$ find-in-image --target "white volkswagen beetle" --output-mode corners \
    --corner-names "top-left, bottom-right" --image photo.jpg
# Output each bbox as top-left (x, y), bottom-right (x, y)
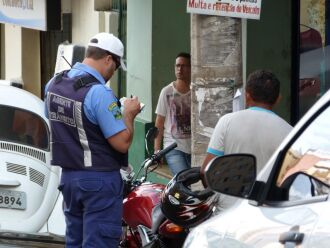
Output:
top-left (0, 84), bottom-right (65, 245)
top-left (184, 89), bottom-right (330, 248)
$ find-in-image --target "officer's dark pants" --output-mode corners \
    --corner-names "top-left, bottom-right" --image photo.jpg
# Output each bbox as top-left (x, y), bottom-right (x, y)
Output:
top-left (59, 169), bottom-right (123, 248)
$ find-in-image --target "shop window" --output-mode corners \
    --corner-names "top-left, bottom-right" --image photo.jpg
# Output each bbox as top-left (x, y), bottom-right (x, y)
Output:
top-left (299, 0), bottom-right (330, 117)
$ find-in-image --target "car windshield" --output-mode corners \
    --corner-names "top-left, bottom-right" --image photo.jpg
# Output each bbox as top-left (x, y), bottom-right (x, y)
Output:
top-left (0, 105), bottom-right (49, 150)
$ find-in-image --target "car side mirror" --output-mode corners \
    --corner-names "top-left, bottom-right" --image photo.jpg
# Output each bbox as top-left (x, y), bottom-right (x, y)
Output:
top-left (204, 154), bottom-right (257, 198)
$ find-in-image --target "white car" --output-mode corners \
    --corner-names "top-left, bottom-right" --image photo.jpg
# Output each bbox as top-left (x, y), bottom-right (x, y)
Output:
top-left (0, 85), bottom-right (65, 245)
top-left (184, 89), bottom-right (330, 247)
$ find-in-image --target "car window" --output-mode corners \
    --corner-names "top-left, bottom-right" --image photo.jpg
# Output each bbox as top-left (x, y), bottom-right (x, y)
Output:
top-left (0, 105), bottom-right (49, 150)
top-left (274, 104), bottom-right (330, 201)
top-left (287, 173), bottom-right (330, 201)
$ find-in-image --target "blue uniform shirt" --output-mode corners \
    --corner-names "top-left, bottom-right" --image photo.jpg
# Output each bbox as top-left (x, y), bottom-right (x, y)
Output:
top-left (45, 62), bottom-right (126, 139)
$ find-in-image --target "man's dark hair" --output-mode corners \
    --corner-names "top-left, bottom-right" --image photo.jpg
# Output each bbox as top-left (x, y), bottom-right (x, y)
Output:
top-left (176, 52), bottom-right (191, 63)
top-left (86, 46), bottom-right (109, 60)
top-left (246, 70), bottom-right (280, 105)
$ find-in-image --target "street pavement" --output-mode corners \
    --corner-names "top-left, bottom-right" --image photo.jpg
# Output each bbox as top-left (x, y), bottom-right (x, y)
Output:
top-left (0, 232), bottom-right (65, 248)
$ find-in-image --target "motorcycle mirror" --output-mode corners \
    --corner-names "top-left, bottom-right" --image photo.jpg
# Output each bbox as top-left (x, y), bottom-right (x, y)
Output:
top-left (145, 127), bottom-right (159, 156)
top-left (146, 127), bottom-right (159, 141)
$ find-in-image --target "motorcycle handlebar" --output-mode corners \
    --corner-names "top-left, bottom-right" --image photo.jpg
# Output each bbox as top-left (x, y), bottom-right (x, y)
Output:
top-left (143, 143), bottom-right (177, 169)
top-left (153, 143), bottom-right (177, 162)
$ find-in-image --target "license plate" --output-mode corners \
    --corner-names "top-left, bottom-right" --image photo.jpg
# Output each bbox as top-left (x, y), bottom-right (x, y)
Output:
top-left (0, 190), bottom-right (26, 210)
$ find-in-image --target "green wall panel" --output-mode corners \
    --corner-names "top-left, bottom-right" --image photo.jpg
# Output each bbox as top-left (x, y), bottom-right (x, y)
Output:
top-left (152, 0), bottom-right (191, 120)
top-left (129, 118), bottom-right (170, 185)
top-left (129, 118), bottom-right (153, 168)
top-left (246, 0), bottom-right (292, 123)
top-left (127, 0), bottom-right (190, 184)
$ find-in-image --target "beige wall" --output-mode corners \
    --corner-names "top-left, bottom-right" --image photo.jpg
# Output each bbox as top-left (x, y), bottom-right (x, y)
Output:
top-left (22, 29), bottom-right (41, 97)
top-left (0, 25), bottom-right (4, 78)
top-left (4, 25), bottom-right (22, 82)
top-left (1, 0), bottom-right (120, 98)
top-left (71, 0), bottom-right (120, 91)
top-left (3, 25), bottom-right (41, 97)
top-left (71, 0), bottom-right (100, 46)
top-left (71, 0), bottom-right (118, 45)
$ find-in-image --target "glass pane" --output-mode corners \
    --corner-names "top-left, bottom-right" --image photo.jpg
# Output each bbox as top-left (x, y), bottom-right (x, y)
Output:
top-left (288, 174), bottom-right (330, 201)
top-left (277, 105), bottom-right (330, 190)
top-left (299, 0), bottom-right (330, 117)
top-left (0, 105), bottom-right (49, 150)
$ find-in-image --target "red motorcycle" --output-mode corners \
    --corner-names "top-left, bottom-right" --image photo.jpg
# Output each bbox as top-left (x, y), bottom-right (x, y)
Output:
top-left (120, 128), bottom-right (218, 248)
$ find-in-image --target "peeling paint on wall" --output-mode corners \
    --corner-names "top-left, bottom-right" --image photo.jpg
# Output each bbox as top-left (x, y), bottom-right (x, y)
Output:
top-left (194, 81), bottom-right (233, 137)
top-left (191, 15), bottom-right (242, 167)
top-left (200, 17), bottom-right (241, 66)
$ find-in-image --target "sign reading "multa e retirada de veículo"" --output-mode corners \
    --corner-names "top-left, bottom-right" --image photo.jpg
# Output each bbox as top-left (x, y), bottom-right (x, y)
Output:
top-left (187, 0), bottom-right (262, 20)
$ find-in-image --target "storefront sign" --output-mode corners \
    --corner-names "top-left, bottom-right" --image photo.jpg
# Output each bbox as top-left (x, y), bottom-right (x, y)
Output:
top-left (0, 0), bottom-right (48, 30)
top-left (187, 0), bottom-right (262, 20)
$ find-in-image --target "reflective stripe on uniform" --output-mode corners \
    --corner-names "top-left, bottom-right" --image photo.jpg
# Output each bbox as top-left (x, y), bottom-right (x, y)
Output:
top-left (74, 101), bottom-right (92, 167)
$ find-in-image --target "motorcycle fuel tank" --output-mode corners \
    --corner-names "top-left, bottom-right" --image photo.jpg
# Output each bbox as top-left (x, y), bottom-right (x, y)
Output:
top-left (123, 182), bottom-right (165, 229)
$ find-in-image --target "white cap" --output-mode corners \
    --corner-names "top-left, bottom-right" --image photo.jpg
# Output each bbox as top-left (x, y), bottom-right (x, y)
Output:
top-left (88, 32), bottom-right (127, 71)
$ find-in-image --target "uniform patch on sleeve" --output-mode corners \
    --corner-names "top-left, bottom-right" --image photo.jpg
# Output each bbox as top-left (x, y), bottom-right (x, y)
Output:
top-left (108, 102), bottom-right (122, 120)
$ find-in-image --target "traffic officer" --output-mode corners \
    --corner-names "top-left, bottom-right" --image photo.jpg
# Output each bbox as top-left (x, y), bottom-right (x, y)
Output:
top-left (45, 33), bottom-right (141, 248)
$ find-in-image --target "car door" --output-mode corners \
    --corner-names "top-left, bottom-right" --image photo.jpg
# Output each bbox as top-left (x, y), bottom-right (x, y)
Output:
top-left (184, 93), bottom-right (330, 248)
top-left (250, 99), bottom-right (330, 247)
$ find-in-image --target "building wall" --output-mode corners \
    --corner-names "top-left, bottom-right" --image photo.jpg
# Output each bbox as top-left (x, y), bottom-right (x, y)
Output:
top-left (191, 15), bottom-right (242, 167)
top-left (0, 25), bottom-right (4, 78)
top-left (127, 0), bottom-right (153, 121)
top-left (71, 0), bottom-right (121, 94)
top-left (190, 0), bottom-right (292, 168)
top-left (246, 0), bottom-right (292, 123)
top-left (152, 0), bottom-right (191, 121)
top-left (22, 29), bottom-right (41, 96)
top-left (3, 25), bottom-right (41, 97)
top-left (0, 0), bottom-right (294, 183)
top-left (1, 0), bottom-right (121, 98)
top-left (71, 0), bottom-right (101, 46)
top-left (4, 25), bottom-right (22, 85)
top-left (127, 0), bottom-right (190, 181)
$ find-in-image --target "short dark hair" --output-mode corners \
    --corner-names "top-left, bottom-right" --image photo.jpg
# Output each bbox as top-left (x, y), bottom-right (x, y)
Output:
top-left (85, 46), bottom-right (109, 60)
top-left (246, 70), bottom-right (280, 105)
top-left (176, 52), bottom-right (191, 63)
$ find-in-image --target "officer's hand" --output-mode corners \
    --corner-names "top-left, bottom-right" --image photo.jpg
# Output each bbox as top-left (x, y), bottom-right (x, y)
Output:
top-left (124, 96), bottom-right (141, 118)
